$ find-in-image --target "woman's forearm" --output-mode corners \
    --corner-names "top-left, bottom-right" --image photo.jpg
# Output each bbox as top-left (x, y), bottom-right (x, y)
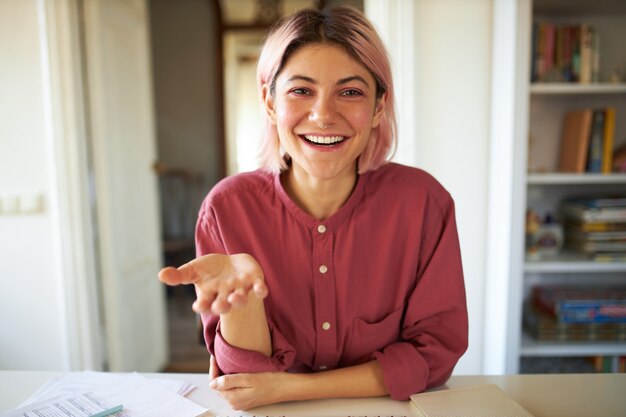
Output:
top-left (219, 291), bottom-right (272, 356)
top-left (283, 360), bottom-right (388, 402)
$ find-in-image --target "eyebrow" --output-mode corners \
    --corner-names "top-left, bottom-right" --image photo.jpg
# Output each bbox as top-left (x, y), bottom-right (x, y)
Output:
top-left (286, 75), bottom-right (370, 87)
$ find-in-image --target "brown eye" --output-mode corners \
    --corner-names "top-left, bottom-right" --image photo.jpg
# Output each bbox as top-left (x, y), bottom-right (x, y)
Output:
top-left (341, 89), bottom-right (363, 97)
top-left (291, 88), bottom-right (311, 95)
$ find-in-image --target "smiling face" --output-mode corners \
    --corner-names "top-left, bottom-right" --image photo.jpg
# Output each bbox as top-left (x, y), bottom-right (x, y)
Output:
top-left (263, 43), bottom-right (386, 183)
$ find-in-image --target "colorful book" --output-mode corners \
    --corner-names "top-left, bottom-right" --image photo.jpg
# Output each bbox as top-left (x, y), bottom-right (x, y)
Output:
top-left (524, 304), bottom-right (626, 341)
top-left (533, 286), bottom-right (626, 323)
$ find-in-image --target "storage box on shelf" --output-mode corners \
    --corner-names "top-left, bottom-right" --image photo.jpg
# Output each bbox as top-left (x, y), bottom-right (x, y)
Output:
top-left (518, 0), bottom-right (626, 374)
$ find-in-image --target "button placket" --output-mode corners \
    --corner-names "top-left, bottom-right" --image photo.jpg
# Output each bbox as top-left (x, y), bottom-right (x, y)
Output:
top-left (311, 222), bottom-right (337, 370)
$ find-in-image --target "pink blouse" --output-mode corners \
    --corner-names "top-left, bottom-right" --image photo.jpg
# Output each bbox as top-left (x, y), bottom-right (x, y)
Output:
top-left (196, 163), bottom-right (468, 400)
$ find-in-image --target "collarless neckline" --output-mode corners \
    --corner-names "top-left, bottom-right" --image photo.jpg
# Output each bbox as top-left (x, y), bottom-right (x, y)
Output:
top-left (273, 169), bottom-right (368, 229)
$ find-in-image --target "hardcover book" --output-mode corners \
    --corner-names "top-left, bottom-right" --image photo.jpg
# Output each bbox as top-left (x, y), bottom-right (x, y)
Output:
top-left (558, 109), bottom-right (593, 172)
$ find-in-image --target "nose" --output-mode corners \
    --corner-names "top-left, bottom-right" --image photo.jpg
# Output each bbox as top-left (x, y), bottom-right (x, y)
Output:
top-left (309, 94), bottom-right (336, 128)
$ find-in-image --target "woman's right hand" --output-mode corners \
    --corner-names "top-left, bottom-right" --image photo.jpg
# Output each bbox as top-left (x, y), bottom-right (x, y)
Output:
top-left (158, 253), bottom-right (268, 315)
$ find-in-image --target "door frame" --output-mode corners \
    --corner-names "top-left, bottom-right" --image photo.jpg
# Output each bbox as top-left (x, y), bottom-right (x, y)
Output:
top-left (41, 0), bottom-right (105, 371)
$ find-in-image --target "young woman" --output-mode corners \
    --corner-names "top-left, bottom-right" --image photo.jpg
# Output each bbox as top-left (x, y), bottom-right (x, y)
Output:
top-left (159, 6), bottom-right (468, 411)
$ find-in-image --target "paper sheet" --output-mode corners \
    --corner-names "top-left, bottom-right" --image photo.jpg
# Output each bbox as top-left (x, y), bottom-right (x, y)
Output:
top-left (0, 391), bottom-right (123, 417)
top-left (4, 372), bottom-right (208, 417)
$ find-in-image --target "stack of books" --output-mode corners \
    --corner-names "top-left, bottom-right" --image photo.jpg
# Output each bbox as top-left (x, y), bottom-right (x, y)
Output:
top-left (561, 197), bottom-right (626, 261)
top-left (531, 22), bottom-right (598, 83)
top-left (524, 286), bottom-right (626, 341)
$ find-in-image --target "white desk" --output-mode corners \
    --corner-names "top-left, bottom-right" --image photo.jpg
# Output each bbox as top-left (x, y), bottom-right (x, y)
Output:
top-left (1, 371), bottom-right (625, 417)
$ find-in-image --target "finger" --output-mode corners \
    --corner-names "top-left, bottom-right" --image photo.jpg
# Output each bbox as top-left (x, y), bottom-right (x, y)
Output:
top-left (211, 294), bottom-right (232, 315)
top-left (209, 355), bottom-right (219, 380)
top-left (226, 288), bottom-right (249, 307)
top-left (158, 263), bottom-right (204, 286)
top-left (253, 280), bottom-right (268, 299)
top-left (158, 266), bottom-right (187, 286)
top-left (162, 254), bottom-right (227, 286)
top-left (210, 374), bottom-right (249, 391)
top-left (192, 293), bottom-right (216, 313)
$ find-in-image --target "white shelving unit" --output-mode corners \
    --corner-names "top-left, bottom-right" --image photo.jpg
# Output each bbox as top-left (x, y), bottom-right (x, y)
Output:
top-left (511, 0), bottom-right (626, 374)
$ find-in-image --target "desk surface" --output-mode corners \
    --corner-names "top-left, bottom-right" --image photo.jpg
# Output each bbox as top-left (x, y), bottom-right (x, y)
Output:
top-left (1, 371), bottom-right (625, 417)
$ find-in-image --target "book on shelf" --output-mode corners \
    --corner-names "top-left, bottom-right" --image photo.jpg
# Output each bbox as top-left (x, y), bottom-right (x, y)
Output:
top-left (531, 21), bottom-right (598, 83)
top-left (559, 109), bottom-right (593, 172)
top-left (560, 198), bottom-right (626, 223)
top-left (561, 198), bottom-right (626, 258)
top-left (524, 303), bottom-right (626, 341)
top-left (565, 228), bottom-right (626, 241)
top-left (586, 110), bottom-right (605, 172)
top-left (567, 238), bottom-right (626, 254)
top-left (566, 220), bottom-right (626, 233)
top-left (532, 286), bottom-right (626, 324)
top-left (592, 356), bottom-right (624, 373)
top-left (602, 108), bottom-right (616, 173)
top-left (593, 252), bottom-right (626, 262)
top-left (558, 108), bottom-right (617, 174)
top-left (579, 23), bottom-right (599, 84)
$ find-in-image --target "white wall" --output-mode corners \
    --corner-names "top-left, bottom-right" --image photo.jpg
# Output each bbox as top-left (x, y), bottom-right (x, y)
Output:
top-left (0, 0), bottom-right (68, 370)
top-left (368, 0), bottom-right (493, 375)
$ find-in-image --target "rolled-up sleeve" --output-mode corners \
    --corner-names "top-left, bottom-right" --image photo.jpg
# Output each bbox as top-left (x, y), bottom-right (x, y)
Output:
top-left (210, 320), bottom-right (296, 374)
top-left (196, 204), bottom-right (297, 374)
top-left (372, 196), bottom-right (468, 400)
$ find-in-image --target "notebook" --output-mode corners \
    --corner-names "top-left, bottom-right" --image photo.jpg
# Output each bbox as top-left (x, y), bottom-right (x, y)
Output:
top-left (410, 384), bottom-right (534, 417)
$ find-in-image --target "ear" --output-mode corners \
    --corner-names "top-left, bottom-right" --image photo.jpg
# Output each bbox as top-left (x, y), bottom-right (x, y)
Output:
top-left (262, 84), bottom-right (277, 125)
top-left (371, 92), bottom-right (387, 128)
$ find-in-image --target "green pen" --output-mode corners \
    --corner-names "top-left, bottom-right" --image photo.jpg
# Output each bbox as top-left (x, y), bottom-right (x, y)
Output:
top-left (89, 404), bottom-right (124, 417)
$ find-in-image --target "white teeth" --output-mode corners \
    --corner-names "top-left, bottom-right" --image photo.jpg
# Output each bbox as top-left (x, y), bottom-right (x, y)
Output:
top-left (304, 135), bottom-right (345, 144)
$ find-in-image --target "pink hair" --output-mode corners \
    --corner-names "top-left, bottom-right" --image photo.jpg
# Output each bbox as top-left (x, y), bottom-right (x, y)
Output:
top-left (256, 6), bottom-right (397, 174)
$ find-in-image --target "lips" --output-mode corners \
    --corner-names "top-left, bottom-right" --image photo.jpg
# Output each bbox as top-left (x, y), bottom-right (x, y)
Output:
top-left (301, 134), bottom-right (347, 146)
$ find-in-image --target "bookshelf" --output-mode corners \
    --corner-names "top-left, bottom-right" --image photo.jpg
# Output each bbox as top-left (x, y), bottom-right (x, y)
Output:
top-left (513, 0), bottom-right (626, 374)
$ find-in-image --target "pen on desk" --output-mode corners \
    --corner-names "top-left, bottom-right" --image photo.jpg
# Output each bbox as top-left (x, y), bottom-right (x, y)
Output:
top-left (88, 404), bottom-right (124, 417)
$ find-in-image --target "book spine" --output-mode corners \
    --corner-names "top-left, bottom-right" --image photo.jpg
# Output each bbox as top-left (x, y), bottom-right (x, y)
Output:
top-left (562, 26), bottom-right (572, 81)
top-left (579, 24), bottom-right (593, 84)
top-left (558, 301), bottom-right (626, 323)
top-left (545, 24), bottom-right (555, 77)
top-left (571, 26), bottom-right (581, 82)
top-left (602, 108), bottom-right (616, 173)
top-left (587, 110), bottom-right (605, 173)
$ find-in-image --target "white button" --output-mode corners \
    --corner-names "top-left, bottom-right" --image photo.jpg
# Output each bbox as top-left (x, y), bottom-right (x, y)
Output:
top-left (322, 321), bottom-right (331, 330)
top-left (317, 224), bottom-right (327, 233)
top-left (319, 365), bottom-right (327, 371)
top-left (319, 265), bottom-right (328, 274)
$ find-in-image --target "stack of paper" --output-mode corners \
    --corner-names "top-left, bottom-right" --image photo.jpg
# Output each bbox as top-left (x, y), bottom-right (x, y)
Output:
top-left (1, 371), bottom-right (209, 417)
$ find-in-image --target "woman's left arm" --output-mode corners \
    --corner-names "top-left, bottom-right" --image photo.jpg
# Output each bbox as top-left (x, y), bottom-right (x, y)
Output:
top-left (210, 360), bottom-right (388, 410)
